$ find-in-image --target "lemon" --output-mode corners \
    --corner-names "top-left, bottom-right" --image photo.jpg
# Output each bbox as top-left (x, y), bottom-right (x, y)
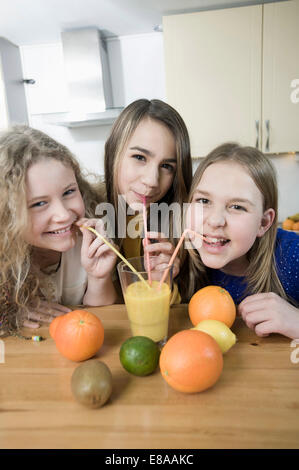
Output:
top-left (192, 319), bottom-right (236, 354)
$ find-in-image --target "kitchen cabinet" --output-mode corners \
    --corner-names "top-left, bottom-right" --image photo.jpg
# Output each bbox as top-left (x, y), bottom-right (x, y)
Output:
top-left (262, 1), bottom-right (299, 153)
top-left (0, 38), bottom-right (28, 129)
top-left (0, 57), bottom-right (9, 130)
top-left (21, 43), bottom-right (69, 115)
top-left (163, 0), bottom-right (299, 157)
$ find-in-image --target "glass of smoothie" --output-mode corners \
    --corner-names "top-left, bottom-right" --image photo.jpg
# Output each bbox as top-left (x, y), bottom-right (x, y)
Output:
top-left (117, 256), bottom-right (173, 347)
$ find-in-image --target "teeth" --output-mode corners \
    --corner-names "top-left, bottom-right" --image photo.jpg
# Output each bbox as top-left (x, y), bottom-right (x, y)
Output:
top-left (205, 236), bottom-right (228, 243)
top-left (50, 225), bottom-right (71, 234)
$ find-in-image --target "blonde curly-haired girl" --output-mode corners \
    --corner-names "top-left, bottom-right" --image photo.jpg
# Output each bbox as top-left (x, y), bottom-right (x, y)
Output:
top-left (0, 125), bottom-right (116, 335)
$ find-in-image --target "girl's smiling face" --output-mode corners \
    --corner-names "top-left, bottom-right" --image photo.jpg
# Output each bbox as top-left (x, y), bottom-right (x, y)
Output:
top-left (117, 117), bottom-right (177, 209)
top-left (191, 161), bottom-right (275, 275)
top-left (24, 159), bottom-right (85, 252)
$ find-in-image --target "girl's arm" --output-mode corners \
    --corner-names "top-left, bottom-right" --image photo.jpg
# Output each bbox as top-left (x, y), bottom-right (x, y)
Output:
top-left (238, 292), bottom-right (299, 339)
top-left (23, 301), bottom-right (72, 329)
top-left (83, 273), bottom-right (117, 307)
top-left (76, 218), bottom-right (117, 306)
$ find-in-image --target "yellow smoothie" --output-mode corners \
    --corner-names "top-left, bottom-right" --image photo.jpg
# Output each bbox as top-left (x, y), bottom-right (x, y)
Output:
top-left (124, 280), bottom-right (171, 343)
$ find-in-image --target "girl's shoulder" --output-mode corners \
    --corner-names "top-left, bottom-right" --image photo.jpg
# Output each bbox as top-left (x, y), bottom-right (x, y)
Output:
top-left (275, 227), bottom-right (299, 261)
top-left (275, 228), bottom-right (299, 302)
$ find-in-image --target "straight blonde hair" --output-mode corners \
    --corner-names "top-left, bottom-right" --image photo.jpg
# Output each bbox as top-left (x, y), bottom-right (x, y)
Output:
top-left (180, 142), bottom-right (287, 302)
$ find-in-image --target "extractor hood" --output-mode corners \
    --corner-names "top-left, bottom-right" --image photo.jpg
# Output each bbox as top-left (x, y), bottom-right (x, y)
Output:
top-left (45, 28), bottom-right (123, 127)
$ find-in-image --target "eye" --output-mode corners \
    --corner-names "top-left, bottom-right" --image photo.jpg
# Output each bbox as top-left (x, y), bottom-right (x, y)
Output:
top-left (231, 204), bottom-right (247, 211)
top-left (132, 154), bottom-right (146, 162)
top-left (63, 188), bottom-right (76, 197)
top-left (161, 163), bottom-right (175, 172)
top-left (194, 197), bottom-right (209, 204)
top-left (29, 200), bottom-right (47, 209)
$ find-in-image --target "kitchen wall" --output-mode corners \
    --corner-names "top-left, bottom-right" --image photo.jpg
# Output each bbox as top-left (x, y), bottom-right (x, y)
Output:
top-left (20, 32), bottom-right (299, 221)
top-left (21, 32), bottom-right (165, 177)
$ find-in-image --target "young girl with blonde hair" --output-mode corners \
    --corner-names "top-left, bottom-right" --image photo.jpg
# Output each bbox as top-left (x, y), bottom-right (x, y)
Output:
top-left (0, 125), bottom-right (116, 335)
top-left (183, 142), bottom-right (299, 339)
top-left (103, 98), bottom-right (192, 302)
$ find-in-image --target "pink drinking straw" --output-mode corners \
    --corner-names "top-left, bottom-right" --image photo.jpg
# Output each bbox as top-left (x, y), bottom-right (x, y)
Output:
top-left (142, 195), bottom-right (152, 285)
top-left (158, 229), bottom-right (205, 289)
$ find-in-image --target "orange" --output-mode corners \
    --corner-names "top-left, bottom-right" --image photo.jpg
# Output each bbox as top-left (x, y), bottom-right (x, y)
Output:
top-left (188, 285), bottom-right (236, 328)
top-left (159, 329), bottom-right (223, 393)
top-left (49, 315), bottom-right (63, 339)
top-left (282, 218), bottom-right (294, 230)
top-left (53, 310), bottom-right (104, 362)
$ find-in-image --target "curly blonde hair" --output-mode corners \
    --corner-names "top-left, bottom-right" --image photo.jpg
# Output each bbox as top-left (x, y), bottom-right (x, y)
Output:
top-left (0, 125), bottom-right (103, 335)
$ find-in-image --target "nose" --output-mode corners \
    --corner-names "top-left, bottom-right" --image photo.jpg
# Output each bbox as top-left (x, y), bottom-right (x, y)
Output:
top-left (206, 206), bottom-right (226, 228)
top-left (50, 198), bottom-right (71, 223)
top-left (141, 164), bottom-right (159, 189)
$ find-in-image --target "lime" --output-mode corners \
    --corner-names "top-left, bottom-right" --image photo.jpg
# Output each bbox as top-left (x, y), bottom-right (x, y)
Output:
top-left (192, 319), bottom-right (236, 354)
top-left (119, 336), bottom-right (160, 376)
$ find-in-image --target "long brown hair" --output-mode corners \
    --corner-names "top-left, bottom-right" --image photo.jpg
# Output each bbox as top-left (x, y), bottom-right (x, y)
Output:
top-left (0, 125), bottom-right (103, 334)
top-left (181, 142), bottom-right (287, 302)
top-left (104, 99), bottom-right (192, 246)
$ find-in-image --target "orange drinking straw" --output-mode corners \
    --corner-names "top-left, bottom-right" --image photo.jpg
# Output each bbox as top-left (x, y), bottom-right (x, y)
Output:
top-left (82, 226), bottom-right (151, 290)
top-left (141, 195), bottom-right (152, 285)
top-left (158, 229), bottom-right (205, 288)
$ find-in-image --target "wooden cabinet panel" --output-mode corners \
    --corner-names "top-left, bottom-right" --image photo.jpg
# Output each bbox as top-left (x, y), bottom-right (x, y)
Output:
top-left (262, 0), bottom-right (299, 153)
top-left (163, 6), bottom-right (262, 157)
top-left (163, 1), bottom-right (299, 157)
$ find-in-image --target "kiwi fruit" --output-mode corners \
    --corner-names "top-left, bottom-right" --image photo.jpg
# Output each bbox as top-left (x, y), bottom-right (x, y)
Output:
top-left (71, 359), bottom-right (113, 408)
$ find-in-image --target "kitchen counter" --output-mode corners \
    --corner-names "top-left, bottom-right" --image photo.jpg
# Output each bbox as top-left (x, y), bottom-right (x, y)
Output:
top-left (1, 304), bottom-right (299, 449)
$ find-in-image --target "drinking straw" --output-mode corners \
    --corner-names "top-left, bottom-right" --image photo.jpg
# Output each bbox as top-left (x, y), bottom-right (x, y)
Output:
top-left (82, 226), bottom-right (151, 290)
top-left (141, 195), bottom-right (152, 285)
top-left (158, 229), bottom-right (205, 288)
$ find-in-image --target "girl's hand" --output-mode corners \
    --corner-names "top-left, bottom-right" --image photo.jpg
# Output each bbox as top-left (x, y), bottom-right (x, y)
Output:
top-left (76, 217), bottom-right (117, 280)
top-left (238, 292), bottom-right (299, 339)
top-left (23, 301), bottom-right (71, 329)
top-left (143, 231), bottom-right (180, 278)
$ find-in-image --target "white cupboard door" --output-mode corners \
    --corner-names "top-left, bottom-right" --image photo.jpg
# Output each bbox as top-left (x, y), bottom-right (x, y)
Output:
top-left (21, 44), bottom-right (69, 115)
top-left (0, 56), bottom-right (9, 130)
top-left (263, 0), bottom-right (299, 153)
top-left (163, 6), bottom-right (262, 157)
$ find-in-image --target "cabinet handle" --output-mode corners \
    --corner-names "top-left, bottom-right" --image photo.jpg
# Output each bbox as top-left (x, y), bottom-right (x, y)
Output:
top-left (265, 120), bottom-right (270, 152)
top-left (22, 79), bottom-right (36, 85)
top-left (255, 120), bottom-right (260, 149)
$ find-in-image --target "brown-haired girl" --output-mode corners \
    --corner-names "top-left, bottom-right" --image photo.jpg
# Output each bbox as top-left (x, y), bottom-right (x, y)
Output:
top-left (183, 143), bottom-right (299, 339)
top-left (0, 125), bottom-right (116, 335)
top-left (104, 98), bottom-right (193, 302)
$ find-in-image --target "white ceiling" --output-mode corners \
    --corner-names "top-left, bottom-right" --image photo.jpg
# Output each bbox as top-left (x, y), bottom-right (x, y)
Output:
top-left (0, 0), bottom-right (269, 46)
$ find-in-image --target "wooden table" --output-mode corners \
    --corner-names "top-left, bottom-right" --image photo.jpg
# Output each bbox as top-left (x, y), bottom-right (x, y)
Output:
top-left (0, 304), bottom-right (299, 449)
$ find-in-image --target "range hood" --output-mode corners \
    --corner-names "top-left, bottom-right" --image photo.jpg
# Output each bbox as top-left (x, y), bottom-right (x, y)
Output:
top-left (45, 28), bottom-right (123, 127)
